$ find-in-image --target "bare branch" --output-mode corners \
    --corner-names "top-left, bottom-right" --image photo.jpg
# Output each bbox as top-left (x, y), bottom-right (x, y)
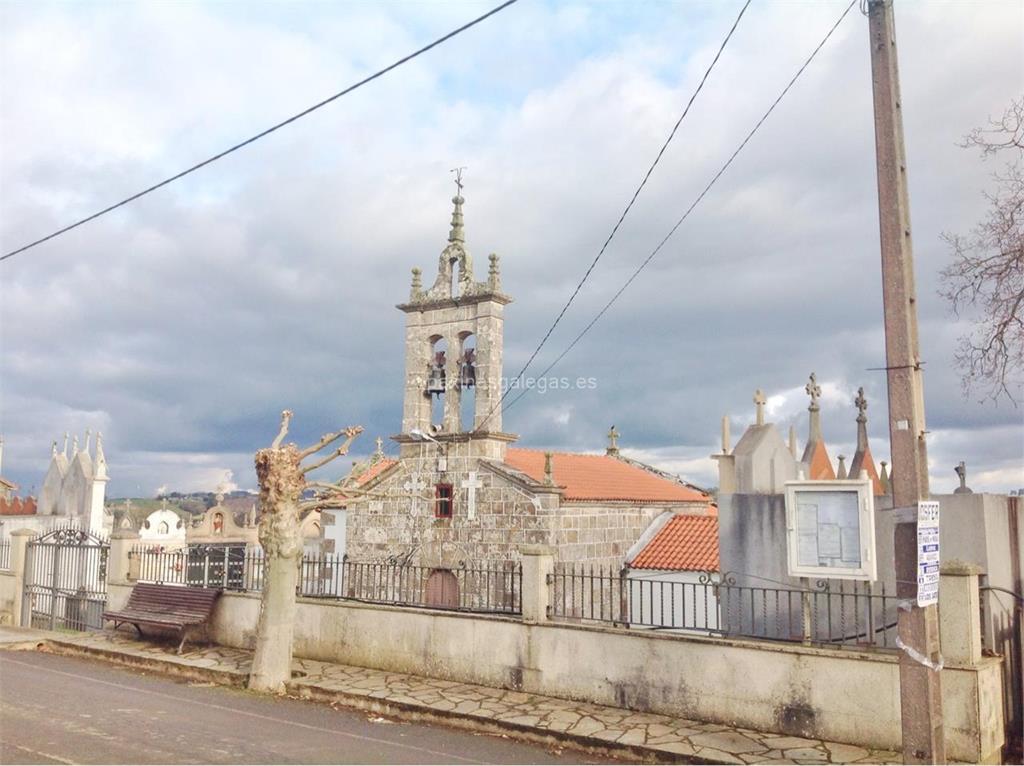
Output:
top-left (298, 425), bottom-right (364, 460)
top-left (941, 97), bottom-right (1024, 404)
top-left (271, 409), bottom-right (293, 448)
top-left (299, 428), bottom-right (364, 475)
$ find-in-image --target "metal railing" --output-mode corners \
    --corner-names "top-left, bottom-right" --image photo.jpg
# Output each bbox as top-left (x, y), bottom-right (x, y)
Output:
top-left (131, 546), bottom-right (521, 615)
top-left (550, 564), bottom-right (899, 650)
top-left (0, 540), bottom-right (10, 570)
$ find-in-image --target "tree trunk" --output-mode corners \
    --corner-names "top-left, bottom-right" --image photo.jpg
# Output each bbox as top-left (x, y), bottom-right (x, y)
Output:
top-left (248, 443), bottom-right (304, 693)
top-left (249, 549), bottom-right (300, 692)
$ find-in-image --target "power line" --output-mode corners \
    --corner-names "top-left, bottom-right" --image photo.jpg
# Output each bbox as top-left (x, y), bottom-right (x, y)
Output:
top-left (475, 0), bottom-right (753, 432)
top-left (500, 0), bottom-right (858, 419)
top-left (0, 0), bottom-right (520, 264)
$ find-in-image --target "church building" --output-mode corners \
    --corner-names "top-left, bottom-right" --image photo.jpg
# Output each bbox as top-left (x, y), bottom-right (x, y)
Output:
top-left (325, 183), bottom-right (712, 571)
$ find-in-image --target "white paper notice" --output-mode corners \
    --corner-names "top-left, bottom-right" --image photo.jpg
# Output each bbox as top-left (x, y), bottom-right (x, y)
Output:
top-left (917, 501), bottom-right (940, 607)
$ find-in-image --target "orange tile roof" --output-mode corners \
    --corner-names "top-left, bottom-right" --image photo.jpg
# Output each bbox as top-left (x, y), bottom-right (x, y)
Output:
top-left (628, 513), bottom-right (719, 572)
top-left (356, 458), bottom-right (397, 485)
top-left (805, 441), bottom-right (836, 480)
top-left (505, 448), bottom-right (708, 503)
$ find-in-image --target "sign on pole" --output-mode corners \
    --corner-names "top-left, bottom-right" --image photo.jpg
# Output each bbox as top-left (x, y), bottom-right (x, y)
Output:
top-left (916, 500), bottom-right (940, 607)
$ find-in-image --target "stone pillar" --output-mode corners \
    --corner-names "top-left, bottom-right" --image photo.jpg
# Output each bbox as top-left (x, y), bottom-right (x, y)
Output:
top-left (713, 454), bottom-right (736, 495)
top-left (9, 529), bottom-right (36, 627)
top-left (520, 544), bottom-right (554, 623)
top-left (109, 529), bottom-right (140, 586)
top-left (938, 560), bottom-right (983, 666)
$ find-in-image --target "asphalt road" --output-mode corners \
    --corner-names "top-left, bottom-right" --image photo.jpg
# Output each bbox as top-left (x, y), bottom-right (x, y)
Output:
top-left (0, 651), bottom-right (611, 765)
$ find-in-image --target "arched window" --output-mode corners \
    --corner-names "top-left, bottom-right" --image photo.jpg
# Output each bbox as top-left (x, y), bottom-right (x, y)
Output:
top-left (157, 521), bottom-right (169, 535)
top-left (213, 513), bottom-right (224, 534)
top-left (458, 332), bottom-right (476, 432)
top-left (427, 336), bottom-right (448, 429)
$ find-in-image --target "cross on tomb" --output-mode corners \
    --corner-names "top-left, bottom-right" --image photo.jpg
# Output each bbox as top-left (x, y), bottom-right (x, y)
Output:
top-left (753, 389), bottom-right (766, 426)
top-left (403, 474), bottom-right (426, 513)
top-left (855, 387), bottom-right (868, 422)
top-left (461, 472), bottom-right (483, 520)
top-left (805, 372), bottom-right (822, 410)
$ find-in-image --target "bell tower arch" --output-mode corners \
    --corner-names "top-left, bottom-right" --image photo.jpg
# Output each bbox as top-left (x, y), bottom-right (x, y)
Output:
top-left (396, 175), bottom-right (515, 459)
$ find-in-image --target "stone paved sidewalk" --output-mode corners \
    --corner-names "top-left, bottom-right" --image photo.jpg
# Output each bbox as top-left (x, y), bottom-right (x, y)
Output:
top-left (11, 628), bottom-right (901, 765)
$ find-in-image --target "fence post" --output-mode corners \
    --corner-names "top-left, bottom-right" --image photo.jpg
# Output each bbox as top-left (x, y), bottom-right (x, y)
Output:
top-left (938, 560), bottom-right (983, 666)
top-left (109, 529), bottom-right (139, 585)
top-left (520, 545), bottom-right (554, 623)
top-left (9, 528), bottom-right (35, 627)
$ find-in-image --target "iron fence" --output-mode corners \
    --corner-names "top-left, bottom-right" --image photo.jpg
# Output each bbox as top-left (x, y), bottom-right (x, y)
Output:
top-left (131, 546), bottom-right (521, 615)
top-left (0, 540), bottom-right (10, 570)
top-left (549, 564), bottom-right (899, 650)
top-left (331, 558), bottom-right (521, 614)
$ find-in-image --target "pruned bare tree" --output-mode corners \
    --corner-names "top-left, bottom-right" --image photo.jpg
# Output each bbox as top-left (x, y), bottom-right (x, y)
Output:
top-left (248, 410), bottom-right (365, 693)
top-left (941, 97), bottom-right (1024, 403)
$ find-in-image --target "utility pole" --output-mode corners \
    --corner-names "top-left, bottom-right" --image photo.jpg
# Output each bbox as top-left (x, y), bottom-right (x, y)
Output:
top-left (866, 1), bottom-right (944, 763)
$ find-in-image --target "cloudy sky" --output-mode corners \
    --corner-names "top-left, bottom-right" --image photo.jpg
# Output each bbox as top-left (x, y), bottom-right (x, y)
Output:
top-left (1, 0), bottom-right (1021, 498)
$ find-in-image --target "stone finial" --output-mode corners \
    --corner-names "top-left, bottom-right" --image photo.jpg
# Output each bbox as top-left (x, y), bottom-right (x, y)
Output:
top-left (72, 435), bottom-right (79, 456)
top-left (788, 425), bottom-right (797, 458)
top-left (753, 389), bottom-right (767, 426)
top-left (606, 425), bottom-right (620, 457)
top-left (84, 429), bottom-right (92, 456)
top-left (374, 436), bottom-right (384, 457)
top-left (879, 461), bottom-right (890, 494)
top-left (448, 167), bottom-right (466, 244)
top-left (837, 455), bottom-right (848, 479)
top-left (94, 432), bottom-right (109, 481)
top-left (62, 432), bottom-right (69, 457)
top-left (488, 253), bottom-right (501, 291)
top-left (721, 416), bottom-right (731, 454)
top-left (410, 267), bottom-right (422, 299)
top-left (543, 451), bottom-right (555, 486)
top-left (805, 373), bottom-right (822, 412)
top-left (954, 461), bottom-right (973, 494)
top-left (51, 440), bottom-right (58, 458)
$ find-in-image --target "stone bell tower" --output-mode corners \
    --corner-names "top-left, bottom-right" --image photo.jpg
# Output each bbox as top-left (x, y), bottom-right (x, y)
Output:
top-left (395, 173), bottom-right (515, 460)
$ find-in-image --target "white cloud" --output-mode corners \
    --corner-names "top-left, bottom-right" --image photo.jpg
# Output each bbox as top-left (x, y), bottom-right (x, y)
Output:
top-left (1, 1), bottom-right (1021, 497)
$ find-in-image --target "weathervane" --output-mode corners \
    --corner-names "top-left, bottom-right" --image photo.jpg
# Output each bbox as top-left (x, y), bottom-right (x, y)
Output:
top-left (451, 166), bottom-right (467, 194)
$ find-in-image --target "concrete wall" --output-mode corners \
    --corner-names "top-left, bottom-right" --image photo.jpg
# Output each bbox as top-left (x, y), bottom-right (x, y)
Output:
top-left (189, 588), bottom-right (1000, 761)
top-left (0, 571), bottom-right (16, 624)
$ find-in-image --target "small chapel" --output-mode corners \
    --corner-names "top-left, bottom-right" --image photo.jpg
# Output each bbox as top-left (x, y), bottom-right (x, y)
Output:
top-left (324, 181), bottom-right (713, 570)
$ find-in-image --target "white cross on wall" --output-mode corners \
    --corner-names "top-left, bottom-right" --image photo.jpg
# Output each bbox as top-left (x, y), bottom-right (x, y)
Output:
top-left (403, 474), bottom-right (426, 514)
top-left (461, 472), bottom-right (483, 520)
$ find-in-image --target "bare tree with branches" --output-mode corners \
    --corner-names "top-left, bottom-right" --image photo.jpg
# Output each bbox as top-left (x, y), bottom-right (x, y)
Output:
top-left (941, 97), bottom-right (1024, 403)
top-left (248, 410), bottom-right (367, 693)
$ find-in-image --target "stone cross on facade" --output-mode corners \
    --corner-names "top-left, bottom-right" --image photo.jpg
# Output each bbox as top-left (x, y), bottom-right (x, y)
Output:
top-left (403, 474), bottom-right (426, 513)
top-left (461, 472), bottom-right (483, 520)
top-left (805, 372), bottom-right (822, 411)
top-left (855, 386), bottom-right (868, 423)
top-left (753, 389), bottom-right (766, 426)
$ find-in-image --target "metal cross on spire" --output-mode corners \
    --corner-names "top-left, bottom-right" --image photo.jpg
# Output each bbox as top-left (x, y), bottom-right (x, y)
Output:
top-left (451, 166), bottom-right (467, 193)
top-left (805, 372), bottom-right (822, 410)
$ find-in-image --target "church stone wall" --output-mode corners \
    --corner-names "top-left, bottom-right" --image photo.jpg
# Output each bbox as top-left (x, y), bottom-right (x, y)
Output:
top-left (552, 502), bottom-right (708, 567)
top-left (344, 451), bottom-right (556, 567)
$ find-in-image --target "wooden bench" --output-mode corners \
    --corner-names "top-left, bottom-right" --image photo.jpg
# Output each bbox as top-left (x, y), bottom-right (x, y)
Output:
top-left (103, 583), bottom-right (222, 653)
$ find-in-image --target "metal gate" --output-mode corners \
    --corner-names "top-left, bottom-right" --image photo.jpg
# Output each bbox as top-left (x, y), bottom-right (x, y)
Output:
top-left (22, 526), bottom-right (109, 631)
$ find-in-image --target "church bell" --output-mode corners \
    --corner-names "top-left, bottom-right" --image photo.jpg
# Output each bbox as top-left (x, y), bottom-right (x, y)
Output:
top-left (459, 348), bottom-right (476, 389)
top-left (426, 351), bottom-right (446, 397)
